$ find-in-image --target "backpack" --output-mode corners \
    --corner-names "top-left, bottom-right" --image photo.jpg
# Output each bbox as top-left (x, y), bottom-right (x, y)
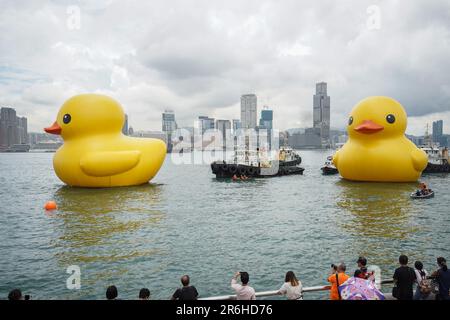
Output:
top-left (418, 270), bottom-right (431, 295)
top-left (419, 278), bottom-right (432, 295)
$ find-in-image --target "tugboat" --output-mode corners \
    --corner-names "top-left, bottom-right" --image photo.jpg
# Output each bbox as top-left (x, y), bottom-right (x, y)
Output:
top-left (211, 147), bottom-right (304, 178)
top-left (419, 125), bottom-right (449, 173)
top-left (321, 156), bottom-right (339, 175)
top-left (422, 146), bottom-right (449, 173)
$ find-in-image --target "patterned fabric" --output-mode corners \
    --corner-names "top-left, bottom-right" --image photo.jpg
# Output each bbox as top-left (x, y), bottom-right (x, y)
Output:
top-left (339, 277), bottom-right (385, 300)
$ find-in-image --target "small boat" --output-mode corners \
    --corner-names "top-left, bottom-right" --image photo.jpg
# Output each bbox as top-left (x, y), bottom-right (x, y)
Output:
top-left (410, 190), bottom-right (435, 199)
top-left (321, 156), bottom-right (339, 175)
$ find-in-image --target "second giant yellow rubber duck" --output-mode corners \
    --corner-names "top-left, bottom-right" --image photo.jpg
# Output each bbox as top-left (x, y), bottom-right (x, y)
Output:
top-left (333, 96), bottom-right (428, 182)
top-left (44, 94), bottom-right (166, 187)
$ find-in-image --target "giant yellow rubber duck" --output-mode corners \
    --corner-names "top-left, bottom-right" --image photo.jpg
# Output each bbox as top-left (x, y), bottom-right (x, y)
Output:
top-left (44, 94), bottom-right (166, 187)
top-left (333, 96), bottom-right (428, 182)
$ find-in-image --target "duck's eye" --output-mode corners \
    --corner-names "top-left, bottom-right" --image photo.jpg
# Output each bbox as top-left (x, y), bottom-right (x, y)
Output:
top-left (348, 116), bottom-right (353, 126)
top-left (386, 114), bottom-right (395, 124)
top-left (63, 114), bottom-right (71, 124)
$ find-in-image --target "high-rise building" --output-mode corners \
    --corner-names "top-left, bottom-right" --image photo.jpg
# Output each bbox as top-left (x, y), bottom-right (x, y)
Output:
top-left (0, 107), bottom-right (27, 149)
top-left (432, 120), bottom-right (443, 144)
top-left (162, 110), bottom-right (177, 153)
top-left (232, 119), bottom-right (241, 133)
top-left (258, 107), bottom-right (274, 150)
top-left (215, 119), bottom-right (231, 133)
top-left (259, 107), bottom-right (273, 130)
top-left (313, 82), bottom-right (330, 145)
top-left (17, 117), bottom-right (28, 144)
top-left (216, 119), bottom-right (231, 149)
top-left (162, 110), bottom-right (177, 133)
top-left (198, 116), bottom-right (215, 134)
top-left (240, 94), bottom-right (257, 129)
top-left (122, 114), bottom-right (129, 135)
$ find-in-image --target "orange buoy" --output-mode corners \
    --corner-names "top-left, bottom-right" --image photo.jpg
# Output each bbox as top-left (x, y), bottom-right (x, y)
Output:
top-left (44, 201), bottom-right (57, 211)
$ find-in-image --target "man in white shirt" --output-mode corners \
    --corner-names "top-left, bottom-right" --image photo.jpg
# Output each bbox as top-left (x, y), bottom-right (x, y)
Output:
top-left (231, 271), bottom-right (256, 300)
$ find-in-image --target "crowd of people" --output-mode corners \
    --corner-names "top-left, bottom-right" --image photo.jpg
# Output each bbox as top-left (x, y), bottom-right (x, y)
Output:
top-left (7, 256), bottom-right (450, 301)
top-left (326, 255), bottom-right (450, 301)
top-left (392, 255), bottom-right (450, 300)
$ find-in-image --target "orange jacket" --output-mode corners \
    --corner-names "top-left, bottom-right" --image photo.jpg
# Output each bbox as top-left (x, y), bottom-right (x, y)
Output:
top-left (327, 273), bottom-right (350, 300)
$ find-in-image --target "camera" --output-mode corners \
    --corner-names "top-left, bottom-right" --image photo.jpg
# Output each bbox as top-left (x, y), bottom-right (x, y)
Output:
top-left (331, 264), bottom-right (337, 270)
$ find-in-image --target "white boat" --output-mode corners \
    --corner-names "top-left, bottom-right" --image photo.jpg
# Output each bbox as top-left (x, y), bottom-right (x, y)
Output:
top-left (418, 125), bottom-right (449, 173)
top-left (321, 156), bottom-right (339, 175)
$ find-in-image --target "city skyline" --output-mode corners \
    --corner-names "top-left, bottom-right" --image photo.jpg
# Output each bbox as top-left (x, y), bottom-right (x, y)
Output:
top-left (6, 95), bottom-right (450, 138)
top-left (2, 96), bottom-right (449, 151)
top-left (1, 1), bottom-right (449, 136)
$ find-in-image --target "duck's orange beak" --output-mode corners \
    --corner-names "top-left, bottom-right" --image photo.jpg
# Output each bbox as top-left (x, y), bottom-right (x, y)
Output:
top-left (44, 121), bottom-right (62, 135)
top-left (354, 120), bottom-right (384, 134)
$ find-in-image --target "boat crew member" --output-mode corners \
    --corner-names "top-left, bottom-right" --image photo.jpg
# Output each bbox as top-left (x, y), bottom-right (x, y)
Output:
top-left (420, 183), bottom-right (430, 195)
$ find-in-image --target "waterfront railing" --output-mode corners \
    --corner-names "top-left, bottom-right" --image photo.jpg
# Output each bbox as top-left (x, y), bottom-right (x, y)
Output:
top-left (199, 279), bottom-right (395, 300)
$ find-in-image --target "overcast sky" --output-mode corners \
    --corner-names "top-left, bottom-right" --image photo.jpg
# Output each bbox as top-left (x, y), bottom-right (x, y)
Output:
top-left (1, 0), bottom-right (449, 135)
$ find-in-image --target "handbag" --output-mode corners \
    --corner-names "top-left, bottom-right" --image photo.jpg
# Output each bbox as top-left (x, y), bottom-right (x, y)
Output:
top-left (392, 284), bottom-right (399, 299)
top-left (419, 279), bottom-right (432, 294)
top-left (419, 272), bottom-right (432, 295)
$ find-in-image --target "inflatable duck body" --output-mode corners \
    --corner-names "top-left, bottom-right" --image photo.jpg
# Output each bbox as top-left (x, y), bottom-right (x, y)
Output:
top-left (333, 96), bottom-right (428, 182)
top-left (45, 94), bottom-right (166, 187)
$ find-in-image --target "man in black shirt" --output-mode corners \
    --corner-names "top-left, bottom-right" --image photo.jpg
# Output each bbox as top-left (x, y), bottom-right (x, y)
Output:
top-left (171, 275), bottom-right (199, 300)
top-left (393, 255), bottom-right (416, 300)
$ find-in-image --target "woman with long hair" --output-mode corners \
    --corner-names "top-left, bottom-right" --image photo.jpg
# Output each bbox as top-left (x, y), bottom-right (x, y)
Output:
top-left (413, 261), bottom-right (430, 300)
top-left (432, 257), bottom-right (450, 300)
top-left (278, 271), bottom-right (303, 300)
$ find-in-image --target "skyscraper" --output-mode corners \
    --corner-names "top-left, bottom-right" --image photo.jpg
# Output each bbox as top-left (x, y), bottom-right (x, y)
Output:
top-left (17, 117), bottom-right (28, 144)
top-left (215, 119), bottom-right (231, 133)
top-left (259, 107), bottom-right (274, 150)
top-left (240, 94), bottom-right (257, 129)
top-left (162, 110), bottom-right (177, 133)
top-left (432, 120), bottom-right (443, 144)
top-left (215, 119), bottom-right (231, 149)
top-left (198, 116), bottom-right (215, 134)
top-left (162, 110), bottom-right (177, 153)
top-left (259, 107), bottom-right (273, 130)
top-left (122, 114), bottom-right (129, 135)
top-left (0, 107), bottom-right (20, 148)
top-left (313, 82), bottom-right (330, 145)
top-left (232, 119), bottom-right (241, 133)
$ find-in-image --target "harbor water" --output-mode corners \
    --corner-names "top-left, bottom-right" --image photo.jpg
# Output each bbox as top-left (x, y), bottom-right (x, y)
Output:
top-left (0, 151), bottom-right (449, 299)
